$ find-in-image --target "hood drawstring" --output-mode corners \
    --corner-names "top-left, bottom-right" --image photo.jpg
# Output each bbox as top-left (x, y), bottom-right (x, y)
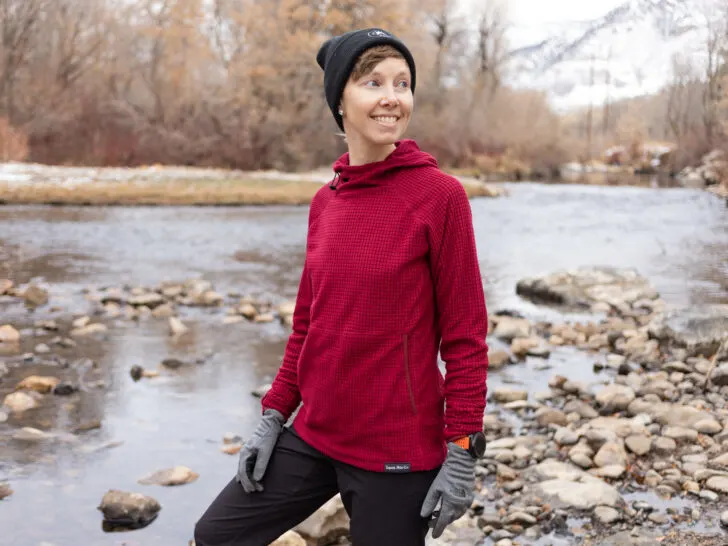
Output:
top-left (329, 171), bottom-right (342, 190)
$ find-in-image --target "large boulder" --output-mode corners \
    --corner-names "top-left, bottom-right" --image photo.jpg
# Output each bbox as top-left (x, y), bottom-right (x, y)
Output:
top-left (515, 266), bottom-right (658, 310)
top-left (648, 304), bottom-right (728, 357)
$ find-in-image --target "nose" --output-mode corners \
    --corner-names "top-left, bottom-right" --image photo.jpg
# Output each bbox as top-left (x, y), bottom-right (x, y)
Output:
top-left (381, 85), bottom-right (399, 106)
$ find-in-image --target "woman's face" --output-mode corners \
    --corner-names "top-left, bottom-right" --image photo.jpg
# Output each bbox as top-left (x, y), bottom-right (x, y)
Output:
top-left (340, 57), bottom-right (413, 149)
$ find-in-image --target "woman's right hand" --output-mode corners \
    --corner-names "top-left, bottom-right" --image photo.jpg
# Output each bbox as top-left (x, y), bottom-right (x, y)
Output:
top-left (235, 408), bottom-right (286, 493)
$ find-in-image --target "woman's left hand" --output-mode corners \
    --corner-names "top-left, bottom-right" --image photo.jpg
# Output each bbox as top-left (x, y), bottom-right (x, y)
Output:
top-left (420, 443), bottom-right (475, 538)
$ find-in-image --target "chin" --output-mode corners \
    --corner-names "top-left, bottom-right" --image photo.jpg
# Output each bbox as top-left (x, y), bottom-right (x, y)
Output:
top-left (366, 129), bottom-right (405, 146)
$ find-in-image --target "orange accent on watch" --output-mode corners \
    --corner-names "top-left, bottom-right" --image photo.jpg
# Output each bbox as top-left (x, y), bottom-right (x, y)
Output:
top-left (454, 436), bottom-right (470, 450)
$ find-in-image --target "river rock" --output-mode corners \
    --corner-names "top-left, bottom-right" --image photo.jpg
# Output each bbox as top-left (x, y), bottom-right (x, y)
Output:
top-left (591, 464), bottom-right (626, 479)
top-left (710, 364), bottom-right (728, 387)
top-left (510, 337), bottom-right (541, 357)
top-left (151, 303), bottom-right (175, 318)
top-left (138, 466), bottom-right (198, 486)
top-left (596, 385), bottom-right (636, 412)
top-left (294, 494), bottom-right (349, 543)
top-left (652, 437), bottom-right (677, 455)
top-left (161, 358), bottom-right (187, 369)
top-left (278, 301), bottom-right (296, 317)
top-left (0, 484), bottom-right (13, 500)
top-left (169, 317), bottom-right (189, 336)
top-left (594, 442), bottom-right (628, 468)
top-left (648, 304), bottom-right (728, 357)
top-left (238, 303), bottom-right (258, 320)
top-left (488, 349), bottom-right (511, 369)
top-left (13, 427), bottom-right (51, 441)
top-left (70, 323), bottom-right (108, 337)
top-left (721, 510), bottom-right (728, 528)
top-left (695, 419), bottom-right (723, 434)
top-left (0, 279), bottom-right (13, 295)
top-left (493, 388), bottom-right (527, 404)
top-left (563, 400), bottom-right (599, 419)
top-left (594, 505), bottom-right (622, 524)
top-left (0, 324), bottom-right (21, 343)
top-left (15, 375), bottom-right (60, 394)
top-left (628, 400), bottom-right (716, 429)
top-left (505, 511), bottom-right (537, 526)
top-left (710, 453), bottom-right (728, 469)
top-left (98, 489), bottom-right (161, 525)
top-left (515, 266), bottom-right (658, 309)
top-left (535, 407), bottom-right (568, 427)
top-left (625, 435), bottom-right (651, 456)
top-left (3, 391), bottom-right (40, 412)
top-left (270, 531), bottom-right (307, 546)
top-left (663, 426), bottom-right (698, 443)
top-left (705, 476), bottom-right (728, 494)
top-left (493, 317), bottom-right (531, 341)
top-left (554, 427), bottom-right (580, 445)
top-left (22, 284), bottom-right (49, 307)
top-left (128, 292), bottom-right (166, 309)
top-left (526, 460), bottom-right (622, 509)
top-left (487, 438), bottom-right (518, 450)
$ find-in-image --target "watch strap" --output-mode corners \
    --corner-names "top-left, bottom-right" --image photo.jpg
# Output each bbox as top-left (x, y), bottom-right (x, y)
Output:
top-left (453, 436), bottom-right (470, 450)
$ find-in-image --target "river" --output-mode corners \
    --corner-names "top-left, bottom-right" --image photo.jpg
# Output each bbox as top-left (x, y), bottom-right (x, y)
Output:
top-left (0, 182), bottom-right (726, 546)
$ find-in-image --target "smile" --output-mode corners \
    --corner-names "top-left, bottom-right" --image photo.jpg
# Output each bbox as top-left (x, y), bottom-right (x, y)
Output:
top-left (372, 116), bottom-right (399, 125)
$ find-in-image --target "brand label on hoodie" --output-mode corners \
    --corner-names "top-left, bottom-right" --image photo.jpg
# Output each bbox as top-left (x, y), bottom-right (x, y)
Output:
top-left (384, 462), bottom-right (411, 473)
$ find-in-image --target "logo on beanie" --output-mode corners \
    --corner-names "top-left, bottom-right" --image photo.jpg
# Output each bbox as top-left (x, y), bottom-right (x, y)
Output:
top-left (368, 30), bottom-right (389, 38)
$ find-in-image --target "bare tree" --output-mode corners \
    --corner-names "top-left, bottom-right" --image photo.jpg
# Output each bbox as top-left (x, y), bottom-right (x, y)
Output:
top-left (471, 0), bottom-right (508, 106)
top-left (666, 55), bottom-right (700, 143)
top-left (0, 0), bottom-right (48, 121)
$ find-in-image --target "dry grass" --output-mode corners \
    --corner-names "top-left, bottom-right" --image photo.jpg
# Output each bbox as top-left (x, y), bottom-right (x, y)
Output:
top-left (0, 177), bottom-right (500, 206)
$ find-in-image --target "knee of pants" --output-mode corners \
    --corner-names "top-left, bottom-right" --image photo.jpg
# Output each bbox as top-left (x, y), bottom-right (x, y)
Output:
top-left (194, 516), bottom-right (221, 546)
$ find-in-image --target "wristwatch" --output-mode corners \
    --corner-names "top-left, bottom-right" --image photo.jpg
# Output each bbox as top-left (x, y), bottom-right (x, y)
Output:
top-left (453, 431), bottom-right (486, 459)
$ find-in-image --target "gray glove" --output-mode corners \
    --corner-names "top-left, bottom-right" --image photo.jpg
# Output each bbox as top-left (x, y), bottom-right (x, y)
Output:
top-left (235, 408), bottom-right (285, 493)
top-left (420, 442), bottom-right (476, 538)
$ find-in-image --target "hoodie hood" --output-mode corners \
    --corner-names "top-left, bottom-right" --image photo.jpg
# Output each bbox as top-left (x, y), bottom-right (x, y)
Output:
top-left (330, 140), bottom-right (437, 187)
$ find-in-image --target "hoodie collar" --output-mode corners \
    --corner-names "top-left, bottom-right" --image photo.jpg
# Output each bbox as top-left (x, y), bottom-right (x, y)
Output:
top-left (330, 140), bottom-right (437, 187)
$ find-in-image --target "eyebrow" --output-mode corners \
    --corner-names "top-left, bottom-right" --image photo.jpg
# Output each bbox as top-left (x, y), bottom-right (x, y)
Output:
top-left (366, 70), bottom-right (411, 79)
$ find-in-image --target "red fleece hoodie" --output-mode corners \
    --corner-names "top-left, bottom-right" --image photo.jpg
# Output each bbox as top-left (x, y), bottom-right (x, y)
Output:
top-left (261, 139), bottom-right (489, 472)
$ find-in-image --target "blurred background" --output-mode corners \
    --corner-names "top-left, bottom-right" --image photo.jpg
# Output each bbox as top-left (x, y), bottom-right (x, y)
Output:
top-left (0, 0), bottom-right (727, 187)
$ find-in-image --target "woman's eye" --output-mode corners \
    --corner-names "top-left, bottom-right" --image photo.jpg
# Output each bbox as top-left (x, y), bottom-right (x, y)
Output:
top-left (365, 80), bottom-right (379, 87)
top-left (397, 80), bottom-right (410, 88)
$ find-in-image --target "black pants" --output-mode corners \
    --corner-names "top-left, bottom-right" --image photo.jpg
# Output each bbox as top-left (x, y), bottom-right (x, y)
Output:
top-left (194, 426), bottom-right (440, 546)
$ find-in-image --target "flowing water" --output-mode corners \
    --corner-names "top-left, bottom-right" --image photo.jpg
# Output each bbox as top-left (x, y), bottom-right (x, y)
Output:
top-left (0, 183), bottom-right (726, 546)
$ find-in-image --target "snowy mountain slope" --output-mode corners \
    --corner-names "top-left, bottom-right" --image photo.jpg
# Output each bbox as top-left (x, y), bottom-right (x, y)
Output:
top-left (504, 0), bottom-right (717, 111)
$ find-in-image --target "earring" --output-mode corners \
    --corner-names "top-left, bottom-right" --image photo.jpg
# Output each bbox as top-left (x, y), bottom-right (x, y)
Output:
top-left (338, 108), bottom-right (343, 115)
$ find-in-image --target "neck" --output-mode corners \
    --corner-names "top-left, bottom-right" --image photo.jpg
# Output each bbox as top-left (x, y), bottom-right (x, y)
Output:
top-left (346, 136), bottom-right (396, 167)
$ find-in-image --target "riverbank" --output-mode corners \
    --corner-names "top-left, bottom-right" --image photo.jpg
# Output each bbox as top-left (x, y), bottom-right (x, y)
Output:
top-left (1, 268), bottom-right (727, 546)
top-left (0, 162), bottom-right (502, 206)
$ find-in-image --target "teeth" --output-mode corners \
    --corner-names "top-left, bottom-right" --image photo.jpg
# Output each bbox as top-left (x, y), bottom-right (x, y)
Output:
top-left (373, 116), bottom-right (398, 123)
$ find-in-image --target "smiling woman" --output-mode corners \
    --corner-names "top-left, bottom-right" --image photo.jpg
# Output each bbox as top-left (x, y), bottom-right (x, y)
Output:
top-left (194, 28), bottom-right (490, 546)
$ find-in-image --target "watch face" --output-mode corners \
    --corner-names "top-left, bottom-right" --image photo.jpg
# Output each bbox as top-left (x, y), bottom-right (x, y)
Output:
top-left (471, 432), bottom-right (486, 458)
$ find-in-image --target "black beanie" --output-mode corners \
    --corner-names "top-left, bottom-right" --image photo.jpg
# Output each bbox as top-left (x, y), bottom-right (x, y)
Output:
top-left (316, 28), bottom-right (416, 131)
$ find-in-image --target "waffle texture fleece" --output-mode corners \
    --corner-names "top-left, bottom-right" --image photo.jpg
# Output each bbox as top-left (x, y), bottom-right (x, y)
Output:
top-left (261, 139), bottom-right (489, 472)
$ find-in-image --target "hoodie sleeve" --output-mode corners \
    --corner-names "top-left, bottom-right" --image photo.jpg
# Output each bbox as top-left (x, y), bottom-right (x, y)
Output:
top-left (259, 259), bottom-right (310, 419)
top-left (428, 181), bottom-right (489, 441)
top-left (260, 198), bottom-right (320, 419)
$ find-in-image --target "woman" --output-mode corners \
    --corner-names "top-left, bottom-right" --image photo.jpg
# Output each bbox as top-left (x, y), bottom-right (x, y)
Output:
top-left (194, 27), bottom-right (489, 546)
